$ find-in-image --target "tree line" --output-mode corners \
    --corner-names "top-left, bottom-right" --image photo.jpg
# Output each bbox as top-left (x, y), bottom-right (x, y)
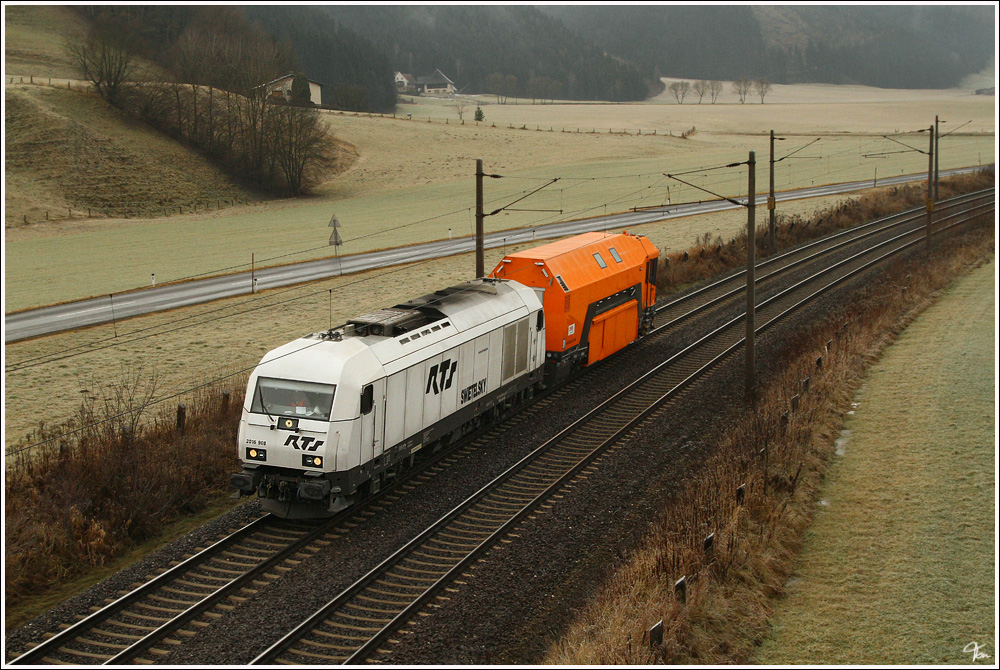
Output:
top-left (69, 7), bottom-right (335, 195)
top-left (665, 79), bottom-right (772, 104)
top-left (324, 5), bottom-right (652, 102)
top-left (542, 5), bottom-right (994, 90)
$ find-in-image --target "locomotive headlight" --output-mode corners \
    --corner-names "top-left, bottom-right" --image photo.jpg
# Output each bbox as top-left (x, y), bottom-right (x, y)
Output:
top-left (302, 455), bottom-right (323, 468)
top-left (246, 448), bottom-right (267, 461)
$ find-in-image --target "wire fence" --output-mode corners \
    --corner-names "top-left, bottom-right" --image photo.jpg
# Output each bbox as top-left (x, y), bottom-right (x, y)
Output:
top-left (321, 106), bottom-right (693, 138)
top-left (15, 198), bottom-right (263, 225)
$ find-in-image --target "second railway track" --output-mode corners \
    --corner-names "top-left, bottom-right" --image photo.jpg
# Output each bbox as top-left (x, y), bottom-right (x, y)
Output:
top-left (252, 191), bottom-right (994, 665)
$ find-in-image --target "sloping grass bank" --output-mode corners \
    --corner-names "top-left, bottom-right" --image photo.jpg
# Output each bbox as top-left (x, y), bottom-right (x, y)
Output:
top-left (754, 258), bottom-right (995, 664)
top-left (543, 214), bottom-right (994, 664)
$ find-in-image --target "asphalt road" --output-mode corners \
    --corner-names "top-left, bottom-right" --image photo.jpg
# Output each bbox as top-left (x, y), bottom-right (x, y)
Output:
top-left (4, 167), bottom-right (982, 343)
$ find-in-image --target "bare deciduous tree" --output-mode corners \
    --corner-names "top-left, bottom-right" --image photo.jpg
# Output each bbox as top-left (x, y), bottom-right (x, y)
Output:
top-left (273, 105), bottom-right (335, 195)
top-left (709, 80), bottom-right (723, 104)
top-left (692, 80), bottom-right (709, 103)
top-left (66, 30), bottom-right (135, 106)
top-left (754, 78), bottom-right (773, 103)
top-left (669, 80), bottom-right (692, 104)
top-left (451, 100), bottom-right (468, 121)
top-left (732, 78), bottom-right (753, 104)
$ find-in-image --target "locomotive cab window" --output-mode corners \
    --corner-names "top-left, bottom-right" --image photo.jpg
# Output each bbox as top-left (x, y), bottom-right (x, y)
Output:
top-left (251, 377), bottom-right (335, 421)
top-left (609, 247), bottom-right (623, 263)
top-left (361, 384), bottom-right (374, 415)
top-left (593, 252), bottom-right (607, 269)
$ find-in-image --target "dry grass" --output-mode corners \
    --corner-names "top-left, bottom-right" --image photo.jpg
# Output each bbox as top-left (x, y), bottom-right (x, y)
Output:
top-left (3, 5), bottom-right (90, 80)
top-left (656, 169), bottom-right (994, 295)
top-left (4, 84), bottom-right (259, 227)
top-left (4, 367), bottom-right (245, 610)
top-left (542, 215), bottom-right (994, 665)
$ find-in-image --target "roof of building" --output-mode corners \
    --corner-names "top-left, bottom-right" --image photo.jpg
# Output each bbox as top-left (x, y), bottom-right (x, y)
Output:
top-left (261, 73), bottom-right (324, 88)
top-left (416, 69), bottom-right (454, 86)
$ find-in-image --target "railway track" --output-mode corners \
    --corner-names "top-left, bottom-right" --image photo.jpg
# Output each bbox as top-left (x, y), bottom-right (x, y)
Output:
top-left (251, 193), bottom-right (993, 664)
top-left (8, 189), bottom-right (991, 665)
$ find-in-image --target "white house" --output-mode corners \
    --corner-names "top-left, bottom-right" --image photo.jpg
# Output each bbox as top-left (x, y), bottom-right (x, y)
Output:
top-left (394, 72), bottom-right (417, 91)
top-left (262, 74), bottom-right (323, 106)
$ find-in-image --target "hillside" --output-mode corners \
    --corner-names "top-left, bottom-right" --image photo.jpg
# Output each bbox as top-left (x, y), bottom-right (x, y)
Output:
top-left (4, 84), bottom-right (259, 227)
top-left (3, 5), bottom-right (89, 79)
top-left (542, 5), bottom-right (995, 88)
top-left (322, 5), bottom-right (652, 101)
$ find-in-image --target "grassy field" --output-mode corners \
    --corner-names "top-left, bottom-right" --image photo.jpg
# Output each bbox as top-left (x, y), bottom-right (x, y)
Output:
top-left (4, 80), bottom-right (994, 311)
top-left (3, 5), bottom-right (89, 80)
top-left (753, 259), bottom-right (996, 665)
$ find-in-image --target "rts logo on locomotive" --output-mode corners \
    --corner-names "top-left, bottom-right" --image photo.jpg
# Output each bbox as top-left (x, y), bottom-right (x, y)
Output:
top-left (284, 435), bottom-right (325, 451)
top-left (425, 359), bottom-right (458, 395)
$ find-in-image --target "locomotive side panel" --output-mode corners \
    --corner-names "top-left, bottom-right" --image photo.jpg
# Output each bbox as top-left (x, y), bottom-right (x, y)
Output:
top-left (404, 363), bottom-right (424, 439)
top-left (385, 371), bottom-right (406, 447)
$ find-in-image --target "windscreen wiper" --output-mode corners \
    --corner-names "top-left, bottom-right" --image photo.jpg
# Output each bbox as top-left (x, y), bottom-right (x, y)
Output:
top-left (256, 383), bottom-right (275, 425)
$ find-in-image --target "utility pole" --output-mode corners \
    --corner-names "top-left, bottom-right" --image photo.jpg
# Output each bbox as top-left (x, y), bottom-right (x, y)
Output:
top-left (768, 130), bottom-right (777, 254)
top-left (934, 115), bottom-right (940, 201)
top-left (926, 125), bottom-right (934, 245)
top-left (476, 158), bottom-right (485, 278)
top-left (746, 151), bottom-right (756, 400)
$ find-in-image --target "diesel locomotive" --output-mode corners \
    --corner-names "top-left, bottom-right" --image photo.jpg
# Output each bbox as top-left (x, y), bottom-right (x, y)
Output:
top-left (230, 231), bottom-right (659, 518)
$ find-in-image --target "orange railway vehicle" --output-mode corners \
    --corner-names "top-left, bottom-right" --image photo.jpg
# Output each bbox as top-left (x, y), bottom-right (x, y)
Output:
top-left (489, 231), bottom-right (659, 383)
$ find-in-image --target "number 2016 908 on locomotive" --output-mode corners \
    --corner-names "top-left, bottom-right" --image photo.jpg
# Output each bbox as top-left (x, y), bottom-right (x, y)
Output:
top-left (230, 231), bottom-right (659, 518)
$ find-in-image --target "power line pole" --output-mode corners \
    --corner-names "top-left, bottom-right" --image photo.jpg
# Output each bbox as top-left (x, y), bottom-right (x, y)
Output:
top-left (746, 151), bottom-right (756, 400)
top-left (934, 115), bottom-right (940, 201)
top-left (926, 125), bottom-right (934, 245)
top-left (769, 130), bottom-right (777, 254)
top-left (476, 158), bottom-right (485, 278)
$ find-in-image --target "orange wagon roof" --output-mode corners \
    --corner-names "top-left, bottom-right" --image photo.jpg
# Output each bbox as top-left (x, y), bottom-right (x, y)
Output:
top-left (503, 232), bottom-right (616, 261)
top-left (497, 231), bottom-right (655, 288)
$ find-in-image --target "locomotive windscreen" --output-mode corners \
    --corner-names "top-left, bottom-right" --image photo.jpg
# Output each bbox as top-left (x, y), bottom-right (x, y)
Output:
top-left (251, 377), bottom-right (336, 421)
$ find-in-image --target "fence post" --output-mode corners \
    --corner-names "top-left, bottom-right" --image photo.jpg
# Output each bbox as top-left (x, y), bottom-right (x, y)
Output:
top-left (176, 403), bottom-right (187, 434)
top-left (649, 620), bottom-right (663, 648)
top-left (674, 576), bottom-right (687, 603)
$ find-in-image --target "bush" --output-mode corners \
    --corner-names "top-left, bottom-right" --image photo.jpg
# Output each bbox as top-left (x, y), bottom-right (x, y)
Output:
top-left (4, 367), bottom-right (245, 605)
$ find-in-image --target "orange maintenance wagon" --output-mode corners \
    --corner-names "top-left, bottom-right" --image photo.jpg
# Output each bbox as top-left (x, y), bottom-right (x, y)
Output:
top-left (490, 231), bottom-right (659, 382)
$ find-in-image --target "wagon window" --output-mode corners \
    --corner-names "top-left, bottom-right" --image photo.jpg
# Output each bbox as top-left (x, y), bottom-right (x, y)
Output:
top-left (609, 247), bottom-right (623, 263)
top-left (593, 252), bottom-right (607, 269)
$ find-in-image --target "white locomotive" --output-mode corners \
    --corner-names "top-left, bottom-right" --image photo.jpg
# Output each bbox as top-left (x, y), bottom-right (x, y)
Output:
top-left (231, 278), bottom-right (546, 518)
